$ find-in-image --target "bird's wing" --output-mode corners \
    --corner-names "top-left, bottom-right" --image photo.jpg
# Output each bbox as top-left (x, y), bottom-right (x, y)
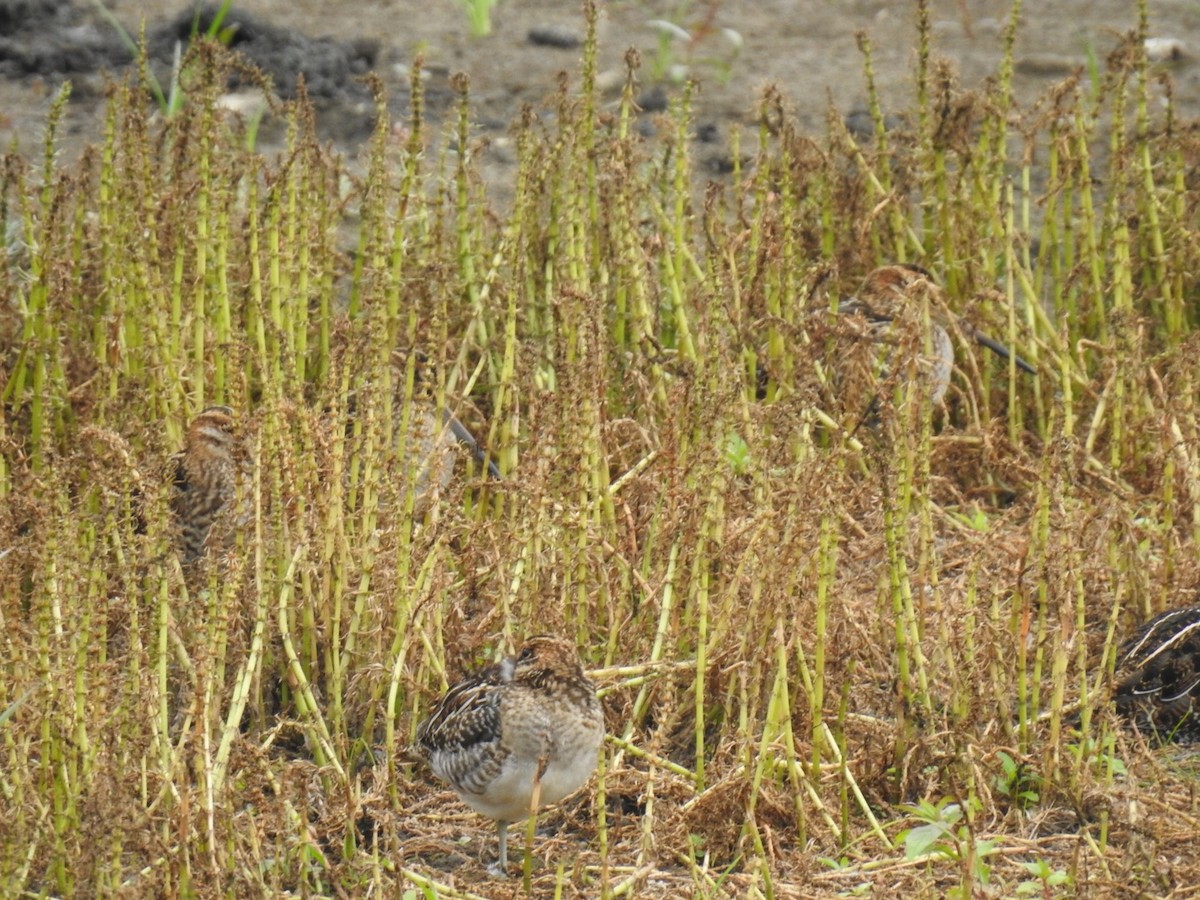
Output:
top-left (417, 669), bottom-right (510, 795)
top-left (417, 663), bottom-right (508, 754)
top-left (1115, 607), bottom-right (1200, 736)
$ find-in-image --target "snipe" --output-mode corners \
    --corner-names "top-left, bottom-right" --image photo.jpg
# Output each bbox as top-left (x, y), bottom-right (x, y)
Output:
top-left (836, 264), bottom-right (1036, 417)
top-left (415, 636), bottom-right (604, 874)
top-left (170, 405), bottom-right (238, 563)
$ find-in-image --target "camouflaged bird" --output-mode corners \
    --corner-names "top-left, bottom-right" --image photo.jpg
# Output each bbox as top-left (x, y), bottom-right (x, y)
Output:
top-left (836, 264), bottom-right (1036, 416)
top-left (415, 636), bottom-right (604, 874)
top-left (1114, 604), bottom-right (1200, 743)
top-left (392, 351), bottom-right (502, 511)
top-left (170, 405), bottom-right (239, 563)
top-left (402, 402), bottom-right (502, 505)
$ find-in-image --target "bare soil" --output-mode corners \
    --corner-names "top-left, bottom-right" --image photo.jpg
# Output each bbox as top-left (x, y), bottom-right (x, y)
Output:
top-left (1, 0), bottom-right (1196, 205)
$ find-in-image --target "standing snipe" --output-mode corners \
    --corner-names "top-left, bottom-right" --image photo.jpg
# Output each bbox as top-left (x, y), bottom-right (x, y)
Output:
top-left (415, 636), bottom-right (604, 874)
top-left (170, 405), bottom-right (238, 563)
top-left (837, 264), bottom-right (1036, 411)
top-left (392, 350), bottom-right (502, 511)
top-left (405, 403), bottom-right (502, 505)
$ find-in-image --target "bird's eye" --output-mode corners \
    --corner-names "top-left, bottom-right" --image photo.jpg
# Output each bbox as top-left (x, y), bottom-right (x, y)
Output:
top-left (517, 646), bottom-right (534, 663)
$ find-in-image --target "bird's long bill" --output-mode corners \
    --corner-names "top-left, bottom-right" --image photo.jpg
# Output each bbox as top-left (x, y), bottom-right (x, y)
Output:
top-left (443, 410), bottom-right (503, 479)
top-left (972, 330), bottom-right (1037, 375)
top-left (836, 298), bottom-right (888, 322)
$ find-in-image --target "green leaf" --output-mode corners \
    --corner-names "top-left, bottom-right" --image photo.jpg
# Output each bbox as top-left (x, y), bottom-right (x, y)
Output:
top-left (903, 823), bottom-right (948, 859)
top-left (724, 430), bottom-right (750, 474)
top-left (0, 686), bottom-right (36, 729)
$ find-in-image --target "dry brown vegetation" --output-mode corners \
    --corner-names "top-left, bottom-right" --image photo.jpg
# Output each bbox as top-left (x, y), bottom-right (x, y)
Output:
top-left (3, 1), bottom-right (1200, 896)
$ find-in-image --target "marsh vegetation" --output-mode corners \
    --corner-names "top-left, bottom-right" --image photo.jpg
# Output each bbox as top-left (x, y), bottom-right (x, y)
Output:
top-left (2, 1), bottom-right (1199, 895)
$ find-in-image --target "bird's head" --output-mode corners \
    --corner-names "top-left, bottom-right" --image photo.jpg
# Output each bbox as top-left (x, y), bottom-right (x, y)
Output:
top-left (512, 636), bottom-right (588, 685)
top-left (841, 264), bottom-right (939, 322)
top-left (186, 406), bottom-right (236, 449)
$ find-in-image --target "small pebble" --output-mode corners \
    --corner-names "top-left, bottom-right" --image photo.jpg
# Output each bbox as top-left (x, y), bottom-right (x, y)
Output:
top-left (594, 68), bottom-right (625, 95)
top-left (844, 108), bottom-right (903, 141)
top-left (704, 155), bottom-right (744, 176)
top-left (1014, 54), bottom-right (1081, 76)
top-left (1144, 37), bottom-right (1186, 64)
top-left (217, 90), bottom-right (271, 120)
top-left (637, 86), bottom-right (668, 113)
top-left (844, 109), bottom-right (874, 141)
top-left (666, 63), bottom-right (690, 83)
top-left (489, 136), bottom-right (516, 164)
top-left (527, 25), bottom-right (583, 49)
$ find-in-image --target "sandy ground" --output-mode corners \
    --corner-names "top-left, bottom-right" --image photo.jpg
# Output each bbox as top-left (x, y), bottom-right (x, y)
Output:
top-left (0, 0), bottom-right (1196, 205)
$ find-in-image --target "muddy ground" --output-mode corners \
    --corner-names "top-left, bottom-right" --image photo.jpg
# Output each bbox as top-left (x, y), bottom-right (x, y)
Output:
top-left (0, 0), bottom-right (1196, 205)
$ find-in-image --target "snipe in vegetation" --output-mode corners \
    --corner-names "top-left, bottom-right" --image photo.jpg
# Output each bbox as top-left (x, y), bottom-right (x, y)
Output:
top-left (836, 264), bottom-right (1036, 410)
top-left (415, 636), bottom-right (604, 875)
top-left (1115, 604), bottom-right (1200, 743)
top-left (405, 404), bottom-right (502, 496)
top-left (170, 405), bottom-right (238, 563)
top-left (393, 351), bottom-right (502, 509)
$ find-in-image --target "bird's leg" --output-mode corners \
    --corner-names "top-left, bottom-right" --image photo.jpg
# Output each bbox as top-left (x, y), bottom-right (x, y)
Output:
top-left (489, 821), bottom-right (510, 877)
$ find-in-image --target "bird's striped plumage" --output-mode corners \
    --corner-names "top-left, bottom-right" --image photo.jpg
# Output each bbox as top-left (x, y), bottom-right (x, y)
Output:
top-left (170, 406), bottom-right (238, 563)
top-left (415, 636), bottom-right (604, 873)
top-left (1115, 604), bottom-right (1200, 743)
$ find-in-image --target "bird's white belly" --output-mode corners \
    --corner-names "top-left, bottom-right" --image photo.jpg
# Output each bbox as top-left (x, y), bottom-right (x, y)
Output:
top-left (461, 733), bottom-right (601, 824)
